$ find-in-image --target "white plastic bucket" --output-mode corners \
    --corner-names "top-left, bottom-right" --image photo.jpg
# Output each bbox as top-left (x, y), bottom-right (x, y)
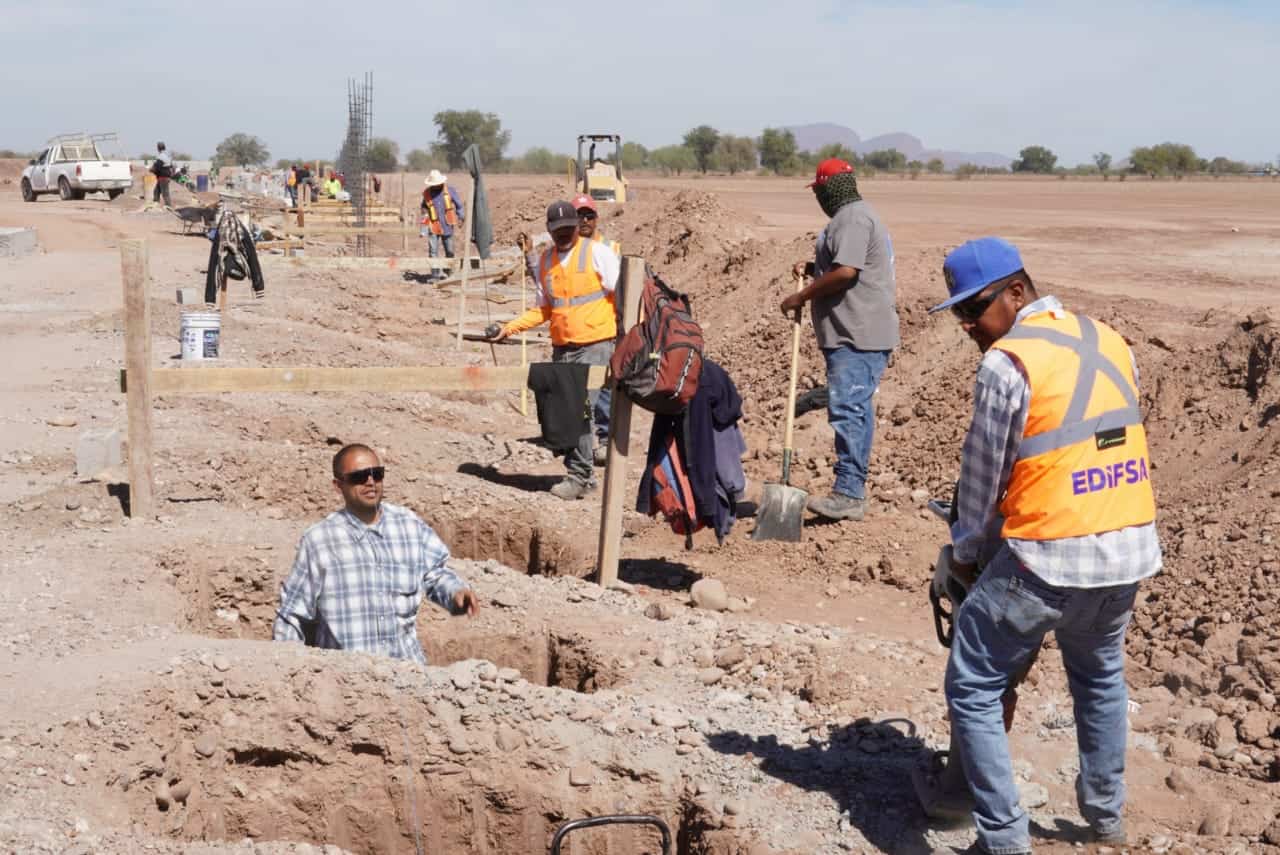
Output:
top-left (180, 311), bottom-right (221, 360)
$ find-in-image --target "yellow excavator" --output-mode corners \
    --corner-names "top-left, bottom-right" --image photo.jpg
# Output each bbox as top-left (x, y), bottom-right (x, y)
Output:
top-left (571, 133), bottom-right (629, 203)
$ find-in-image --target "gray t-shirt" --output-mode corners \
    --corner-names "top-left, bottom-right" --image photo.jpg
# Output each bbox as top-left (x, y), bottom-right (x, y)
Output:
top-left (811, 200), bottom-right (900, 351)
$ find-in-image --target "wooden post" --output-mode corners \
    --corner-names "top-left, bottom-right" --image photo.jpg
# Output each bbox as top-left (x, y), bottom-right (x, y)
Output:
top-left (455, 177), bottom-right (479, 349)
top-left (120, 240), bottom-right (155, 519)
top-left (594, 255), bottom-right (643, 587)
top-left (400, 171), bottom-right (408, 253)
top-left (519, 260), bottom-right (528, 417)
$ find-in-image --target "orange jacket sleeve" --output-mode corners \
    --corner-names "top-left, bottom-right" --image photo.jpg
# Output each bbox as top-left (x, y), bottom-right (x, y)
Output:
top-left (502, 306), bottom-right (552, 336)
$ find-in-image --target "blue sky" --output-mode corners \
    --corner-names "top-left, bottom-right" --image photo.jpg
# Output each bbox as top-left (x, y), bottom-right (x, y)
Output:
top-left (2, 0), bottom-right (1276, 165)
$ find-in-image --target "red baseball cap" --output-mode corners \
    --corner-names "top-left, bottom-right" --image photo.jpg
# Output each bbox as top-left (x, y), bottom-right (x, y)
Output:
top-left (571, 193), bottom-right (597, 213)
top-left (808, 158), bottom-right (855, 188)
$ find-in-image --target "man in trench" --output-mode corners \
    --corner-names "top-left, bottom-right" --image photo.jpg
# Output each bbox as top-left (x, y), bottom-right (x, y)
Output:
top-left (272, 443), bottom-right (481, 662)
top-left (783, 158), bottom-right (899, 522)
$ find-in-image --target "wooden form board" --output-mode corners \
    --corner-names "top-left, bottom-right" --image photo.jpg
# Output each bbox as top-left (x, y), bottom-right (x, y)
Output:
top-left (122, 364), bottom-right (607, 395)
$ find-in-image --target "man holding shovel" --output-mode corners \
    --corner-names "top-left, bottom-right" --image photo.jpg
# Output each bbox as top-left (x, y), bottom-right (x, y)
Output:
top-left (782, 158), bottom-right (899, 521)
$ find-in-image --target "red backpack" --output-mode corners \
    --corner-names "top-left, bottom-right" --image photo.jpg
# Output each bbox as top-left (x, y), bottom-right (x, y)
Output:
top-left (609, 269), bottom-right (704, 415)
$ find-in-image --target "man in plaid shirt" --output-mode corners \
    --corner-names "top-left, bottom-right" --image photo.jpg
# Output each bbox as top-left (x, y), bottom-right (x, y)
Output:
top-left (272, 444), bottom-right (480, 663)
top-left (926, 238), bottom-right (1161, 855)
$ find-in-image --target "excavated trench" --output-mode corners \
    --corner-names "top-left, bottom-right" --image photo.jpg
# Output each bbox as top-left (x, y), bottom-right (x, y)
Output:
top-left (100, 644), bottom-right (742, 855)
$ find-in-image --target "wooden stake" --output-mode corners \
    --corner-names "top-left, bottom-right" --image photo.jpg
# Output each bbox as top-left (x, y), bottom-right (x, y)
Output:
top-left (120, 239), bottom-right (155, 519)
top-left (519, 259), bottom-right (528, 417)
top-left (456, 177), bottom-right (479, 349)
top-left (594, 255), bottom-right (643, 587)
top-left (400, 171), bottom-right (408, 253)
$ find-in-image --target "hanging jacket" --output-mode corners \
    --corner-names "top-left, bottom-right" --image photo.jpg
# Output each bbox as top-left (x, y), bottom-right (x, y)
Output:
top-left (637, 359), bottom-right (745, 544)
top-left (204, 212), bottom-right (265, 304)
top-left (526, 362), bottom-right (590, 452)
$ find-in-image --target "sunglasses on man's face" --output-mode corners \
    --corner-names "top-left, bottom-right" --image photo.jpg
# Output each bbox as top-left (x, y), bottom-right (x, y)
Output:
top-left (340, 466), bottom-right (385, 485)
top-left (951, 278), bottom-right (1014, 323)
top-left (577, 211), bottom-right (597, 220)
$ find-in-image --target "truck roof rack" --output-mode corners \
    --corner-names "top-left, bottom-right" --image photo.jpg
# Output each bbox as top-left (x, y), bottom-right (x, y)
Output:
top-left (48, 132), bottom-right (119, 144)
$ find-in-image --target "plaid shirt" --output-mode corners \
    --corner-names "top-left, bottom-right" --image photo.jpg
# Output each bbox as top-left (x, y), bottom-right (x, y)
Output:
top-left (272, 502), bottom-right (469, 662)
top-left (951, 296), bottom-right (1163, 588)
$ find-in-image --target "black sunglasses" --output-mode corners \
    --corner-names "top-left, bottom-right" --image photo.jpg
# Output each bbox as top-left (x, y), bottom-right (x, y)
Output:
top-left (340, 466), bottom-right (385, 485)
top-left (577, 211), bottom-right (597, 220)
top-left (951, 275), bottom-right (1017, 322)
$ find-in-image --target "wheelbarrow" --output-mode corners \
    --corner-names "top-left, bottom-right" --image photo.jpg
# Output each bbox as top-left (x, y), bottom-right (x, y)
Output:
top-left (550, 814), bottom-right (672, 854)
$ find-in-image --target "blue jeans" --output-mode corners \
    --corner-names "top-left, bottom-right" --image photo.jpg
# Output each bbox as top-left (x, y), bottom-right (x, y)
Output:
top-left (427, 233), bottom-right (455, 258)
top-left (945, 547), bottom-right (1138, 854)
top-left (822, 346), bottom-right (889, 499)
top-left (552, 339), bottom-right (614, 483)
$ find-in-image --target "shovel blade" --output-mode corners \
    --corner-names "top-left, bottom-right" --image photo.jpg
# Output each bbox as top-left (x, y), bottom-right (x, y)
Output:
top-left (751, 482), bottom-right (807, 542)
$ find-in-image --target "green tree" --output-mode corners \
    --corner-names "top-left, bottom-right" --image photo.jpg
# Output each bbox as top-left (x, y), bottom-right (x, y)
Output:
top-left (758, 128), bottom-right (798, 175)
top-left (1093, 152), bottom-right (1112, 179)
top-left (405, 149), bottom-right (436, 172)
top-left (213, 133), bottom-right (270, 168)
top-left (815, 143), bottom-right (858, 164)
top-left (650, 145), bottom-right (696, 176)
top-left (619, 141), bottom-right (649, 171)
top-left (1011, 145), bottom-right (1058, 174)
top-left (1129, 142), bottom-right (1199, 178)
top-left (907, 160), bottom-right (924, 178)
top-left (511, 147), bottom-right (567, 174)
top-left (715, 134), bottom-right (757, 175)
top-left (682, 125), bottom-right (720, 173)
top-left (864, 148), bottom-right (906, 171)
top-left (430, 110), bottom-right (511, 170)
top-left (954, 162), bottom-right (979, 180)
top-left (926, 157), bottom-right (945, 174)
top-left (1207, 156), bottom-right (1248, 175)
top-left (274, 158), bottom-right (292, 170)
top-left (365, 137), bottom-right (400, 172)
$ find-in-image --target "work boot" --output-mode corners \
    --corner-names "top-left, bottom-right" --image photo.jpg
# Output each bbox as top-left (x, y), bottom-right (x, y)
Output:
top-left (1091, 823), bottom-right (1127, 846)
top-left (806, 492), bottom-right (866, 521)
top-left (550, 478), bottom-right (595, 501)
top-left (593, 444), bottom-right (609, 467)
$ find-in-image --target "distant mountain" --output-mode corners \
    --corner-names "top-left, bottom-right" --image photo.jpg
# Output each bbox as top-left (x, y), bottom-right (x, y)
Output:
top-left (786, 123), bottom-right (862, 154)
top-left (782, 123), bottom-right (1011, 170)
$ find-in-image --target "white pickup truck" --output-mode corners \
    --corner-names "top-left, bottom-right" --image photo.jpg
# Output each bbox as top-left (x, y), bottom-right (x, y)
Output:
top-left (20, 134), bottom-right (133, 202)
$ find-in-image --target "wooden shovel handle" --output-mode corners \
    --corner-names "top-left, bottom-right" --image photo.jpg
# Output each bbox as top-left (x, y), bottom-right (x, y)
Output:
top-left (781, 275), bottom-right (804, 484)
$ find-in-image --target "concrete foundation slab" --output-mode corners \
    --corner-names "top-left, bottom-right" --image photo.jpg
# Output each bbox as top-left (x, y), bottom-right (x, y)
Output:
top-left (0, 227), bottom-right (37, 258)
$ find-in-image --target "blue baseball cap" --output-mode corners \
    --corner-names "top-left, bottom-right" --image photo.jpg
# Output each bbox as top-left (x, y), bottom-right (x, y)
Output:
top-left (928, 237), bottom-right (1024, 314)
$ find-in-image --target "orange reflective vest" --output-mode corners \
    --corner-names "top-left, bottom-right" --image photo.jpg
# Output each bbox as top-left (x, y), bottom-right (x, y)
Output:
top-left (593, 233), bottom-right (620, 256)
top-left (526, 238), bottom-right (616, 345)
top-left (421, 186), bottom-right (457, 235)
top-left (994, 309), bottom-right (1156, 541)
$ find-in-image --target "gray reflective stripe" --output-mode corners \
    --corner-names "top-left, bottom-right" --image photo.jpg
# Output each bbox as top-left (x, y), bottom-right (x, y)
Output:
top-left (576, 239), bottom-right (590, 273)
top-left (1018, 406), bottom-right (1142, 459)
top-left (1001, 314), bottom-right (1143, 460)
top-left (550, 289), bottom-right (606, 309)
top-left (1001, 318), bottom-right (1139, 411)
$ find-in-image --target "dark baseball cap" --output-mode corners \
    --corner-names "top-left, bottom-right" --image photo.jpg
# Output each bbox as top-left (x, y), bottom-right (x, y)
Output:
top-left (546, 201), bottom-right (578, 232)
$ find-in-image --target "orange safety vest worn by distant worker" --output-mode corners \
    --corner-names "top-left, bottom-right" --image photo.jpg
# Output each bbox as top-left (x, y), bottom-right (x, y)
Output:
top-left (421, 187), bottom-right (457, 235)
top-left (502, 238), bottom-right (616, 346)
top-left (994, 309), bottom-right (1156, 541)
top-left (593, 233), bottom-right (620, 256)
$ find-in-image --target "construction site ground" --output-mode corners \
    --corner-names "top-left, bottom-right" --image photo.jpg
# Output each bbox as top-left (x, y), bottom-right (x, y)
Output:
top-left (2, 165), bottom-right (1279, 854)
